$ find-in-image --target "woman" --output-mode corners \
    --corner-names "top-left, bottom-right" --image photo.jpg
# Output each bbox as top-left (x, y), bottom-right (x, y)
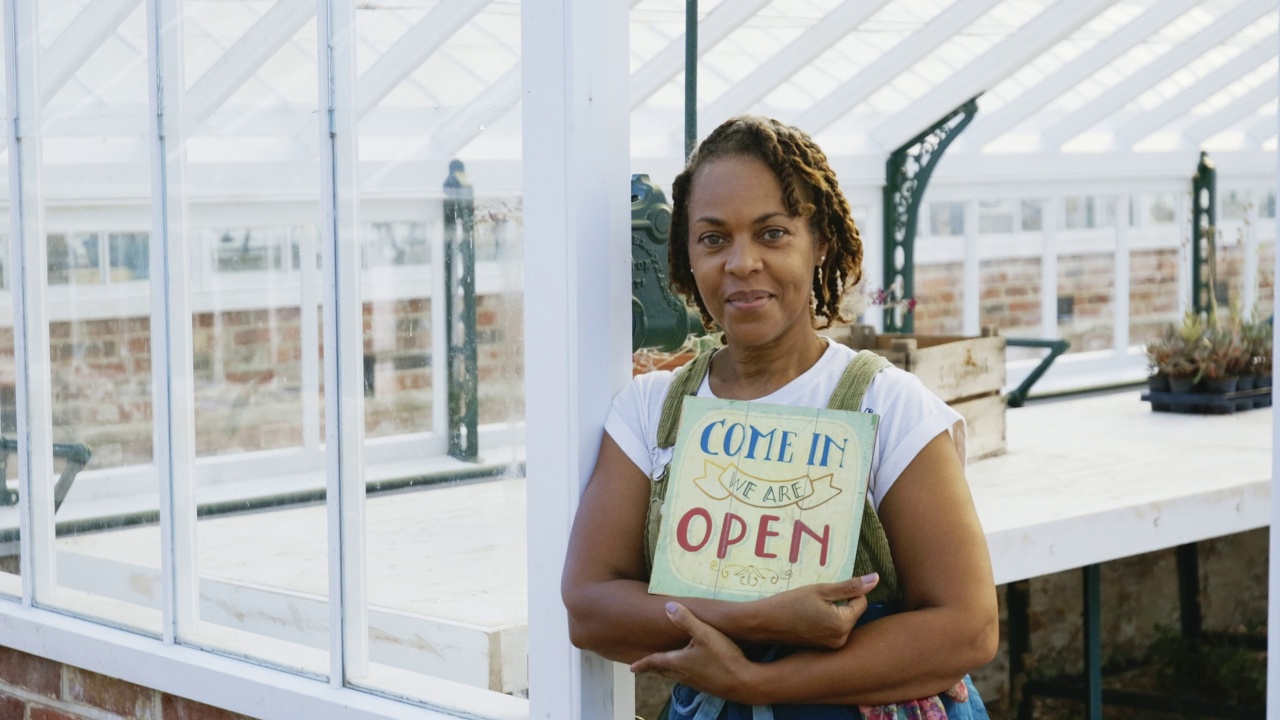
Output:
top-left (562, 116), bottom-right (997, 718)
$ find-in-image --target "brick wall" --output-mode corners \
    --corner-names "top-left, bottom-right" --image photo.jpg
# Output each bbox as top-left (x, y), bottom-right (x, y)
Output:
top-left (0, 648), bottom-right (252, 720)
top-left (0, 292), bottom-right (525, 475)
top-left (913, 262), bottom-right (964, 335)
top-left (979, 258), bottom-right (1041, 336)
top-left (1129, 248), bottom-right (1181, 348)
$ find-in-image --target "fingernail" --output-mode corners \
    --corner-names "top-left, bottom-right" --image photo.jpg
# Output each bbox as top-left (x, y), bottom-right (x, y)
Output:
top-left (859, 572), bottom-right (879, 584)
top-left (665, 602), bottom-right (678, 614)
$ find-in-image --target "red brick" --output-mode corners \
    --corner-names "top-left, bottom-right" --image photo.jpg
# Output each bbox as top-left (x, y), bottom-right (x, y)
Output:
top-left (0, 691), bottom-right (25, 719)
top-left (64, 667), bottom-right (157, 720)
top-left (161, 694), bottom-right (254, 720)
top-left (0, 647), bottom-right (61, 698)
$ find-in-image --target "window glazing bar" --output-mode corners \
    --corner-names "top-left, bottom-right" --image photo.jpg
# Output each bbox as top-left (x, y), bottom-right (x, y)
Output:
top-left (301, 227), bottom-right (321, 452)
top-left (1039, 199), bottom-right (1059, 341)
top-left (1242, 191), bottom-right (1260, 315)
top-left (317, 0), bottom-right (369, 686)
top-left (963, 200), bottom-right (980, 337)
top-left (5, 0), bottom-right (56, 605)
top-left (148, 0), bottom-right (200, 642)
top-left (1113, 195), bottom-right (1131, 352)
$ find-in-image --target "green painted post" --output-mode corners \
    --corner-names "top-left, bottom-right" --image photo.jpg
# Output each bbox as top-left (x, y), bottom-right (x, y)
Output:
top-left (684, 0), bottom-right (698, 159)
top-left (1083, 564), bottom-right (1103, 720)
top-left (444, 159), bottom-right (478, 462)
top-left (882, 97), bottom-right (980, 333)
top-left (1191, 151), bottom-right (1217, 315)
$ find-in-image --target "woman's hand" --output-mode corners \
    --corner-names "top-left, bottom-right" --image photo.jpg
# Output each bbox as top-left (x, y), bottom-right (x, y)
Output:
top-left (745, 573), bottom-right (879, 649)
top-left (630, 603), bottom-right (761, 704)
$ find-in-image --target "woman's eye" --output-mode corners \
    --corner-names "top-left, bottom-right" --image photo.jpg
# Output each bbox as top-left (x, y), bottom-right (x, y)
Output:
top-left (700, 234), bottom-right (726, 246)
top-left (762, 228), bottom-right (786, 241)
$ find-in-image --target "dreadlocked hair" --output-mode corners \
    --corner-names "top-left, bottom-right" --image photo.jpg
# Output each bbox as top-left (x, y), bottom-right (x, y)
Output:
top-left (667, 115), bottom-right (863, 331)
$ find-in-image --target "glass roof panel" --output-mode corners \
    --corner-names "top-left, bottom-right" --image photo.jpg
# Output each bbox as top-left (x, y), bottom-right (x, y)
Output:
top-left (751, 0), bottom-right (952, 118)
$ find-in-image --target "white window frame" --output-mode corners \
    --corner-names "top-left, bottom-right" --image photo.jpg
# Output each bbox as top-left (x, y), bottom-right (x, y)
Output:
top-left (0, 0), bottom-right (631, 719)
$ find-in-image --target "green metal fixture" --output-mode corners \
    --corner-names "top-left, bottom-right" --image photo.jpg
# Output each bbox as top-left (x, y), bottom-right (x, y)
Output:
top-left (882, 97), bottom-right (980, 333)
top-left (1191, 151), bottom-right (1217, 315)
top-left (1004, 337), bottom-right (1070, 408)
top-left (444, 159), bottom-right (478, 462)
top-left (0, 438), bottom-right (92, 512)
top-left (631, 175), bottom-right (705, 351)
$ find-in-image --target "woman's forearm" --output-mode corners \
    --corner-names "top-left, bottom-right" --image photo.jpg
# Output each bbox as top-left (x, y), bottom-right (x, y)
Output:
top-left (730, 605), bottom-right (998, 707)
top-left (565, 577), bottom-right (869, 663)
top-left (566, 580), bottom-right (765, 663)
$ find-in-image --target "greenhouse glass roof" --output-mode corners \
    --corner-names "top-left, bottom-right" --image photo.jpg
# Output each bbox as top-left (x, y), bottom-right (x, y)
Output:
top-left (22, 0), bottom-right (1280, 193)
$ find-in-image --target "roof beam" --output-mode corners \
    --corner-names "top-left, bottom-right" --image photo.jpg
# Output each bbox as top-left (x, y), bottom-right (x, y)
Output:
top-left (795, 0), bottom-right (1003, 136)
top-left (356, 0), bottom-right (490, 116)
top-left (1184, 77), bottom-right (1278, 145)
top-left (629, 0), bottom-right (772, 110)
top-left (695, 0), bottom-right (892, 136)
top-left (1116, 33), bottom-right (1278, 147)
top-left (1043, 0), bottom-right (1275, 149)
top-left (369, 0), bottom-right (645, 175)
top-left (1244, 112), bottom-right (1278, 144)
top-left (872, 0), bottom-right (1113, 152)
top-left (964, 0), bottom-right (1198, 149)
top-left (428, 66), bottom-right (521, 162)
top-left (186, 0), bottom-right (314, 121)
top-left (40, 0), bottom-right (142, 104)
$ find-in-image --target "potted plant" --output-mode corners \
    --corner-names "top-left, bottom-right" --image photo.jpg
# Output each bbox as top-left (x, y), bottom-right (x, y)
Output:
top-left (1149, 313), bottom-right (1207, 394)
top-left (1242, 313), bottom-right (1272, 408)
top-left (1198, 325), bottom-right (1240, 394)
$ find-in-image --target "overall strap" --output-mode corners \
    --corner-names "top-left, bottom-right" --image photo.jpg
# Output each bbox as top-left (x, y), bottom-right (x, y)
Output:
top-left (827, 350), bottom-right (901, 605)
top-left (657, 349), bottom-right (716, 449)
top-left (645, 349), bottom-right (716, 571)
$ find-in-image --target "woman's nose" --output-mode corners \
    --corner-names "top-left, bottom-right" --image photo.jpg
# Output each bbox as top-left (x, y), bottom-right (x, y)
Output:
top-left (724, 238), bottom-right (761, 275)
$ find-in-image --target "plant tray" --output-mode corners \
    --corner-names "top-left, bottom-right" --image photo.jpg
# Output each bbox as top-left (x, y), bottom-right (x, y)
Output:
top-left (1141, 387), bottom-right (1272, 415)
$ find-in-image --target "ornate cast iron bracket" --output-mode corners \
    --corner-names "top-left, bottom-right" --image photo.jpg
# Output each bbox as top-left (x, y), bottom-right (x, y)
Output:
top-left (444, 159), bottom-right (478, 462)
top-left (882, 96), bottom-right (980, 333)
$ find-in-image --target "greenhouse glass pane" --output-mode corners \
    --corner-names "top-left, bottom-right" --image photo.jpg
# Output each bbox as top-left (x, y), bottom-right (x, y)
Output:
top-left (174, 0), bottom-right (329, 676)
top-left (350, 0), bottom-right (528, 701)
top-left (29, 0), bottom-right (161, 633)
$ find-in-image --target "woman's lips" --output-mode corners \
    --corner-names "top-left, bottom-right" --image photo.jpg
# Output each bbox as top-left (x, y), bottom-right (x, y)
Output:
top-left (726, 290), bottom-right (772, 311)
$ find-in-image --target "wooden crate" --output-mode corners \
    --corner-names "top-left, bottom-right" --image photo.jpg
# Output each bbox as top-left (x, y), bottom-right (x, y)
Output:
top-left (827, 325), bottom-right (1007, 459)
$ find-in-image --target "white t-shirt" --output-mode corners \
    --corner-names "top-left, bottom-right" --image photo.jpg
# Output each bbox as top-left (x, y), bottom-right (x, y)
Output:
top-left (605, 341), bottom-right (966, 510)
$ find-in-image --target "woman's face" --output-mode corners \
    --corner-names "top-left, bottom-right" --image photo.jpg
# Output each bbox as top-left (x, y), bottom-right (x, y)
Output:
top-left (686, 154), bottom-right (827, 351)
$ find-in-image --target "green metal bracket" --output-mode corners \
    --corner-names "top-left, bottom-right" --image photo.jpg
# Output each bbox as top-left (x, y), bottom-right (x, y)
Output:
top-left (1004, 337), bottom-right (1070, 408)
top-left (632, 175), bottom-right (705, 351)
top-left (444, 159), bottom-right (478, 462)
top-left (883, 97), bottom-right (980, 333)
top-left (1191, 151), bottom-right (1217, 315)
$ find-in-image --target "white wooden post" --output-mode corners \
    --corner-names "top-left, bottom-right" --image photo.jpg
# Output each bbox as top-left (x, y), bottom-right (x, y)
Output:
top-left (522, 0), bottom-right (632, 717)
